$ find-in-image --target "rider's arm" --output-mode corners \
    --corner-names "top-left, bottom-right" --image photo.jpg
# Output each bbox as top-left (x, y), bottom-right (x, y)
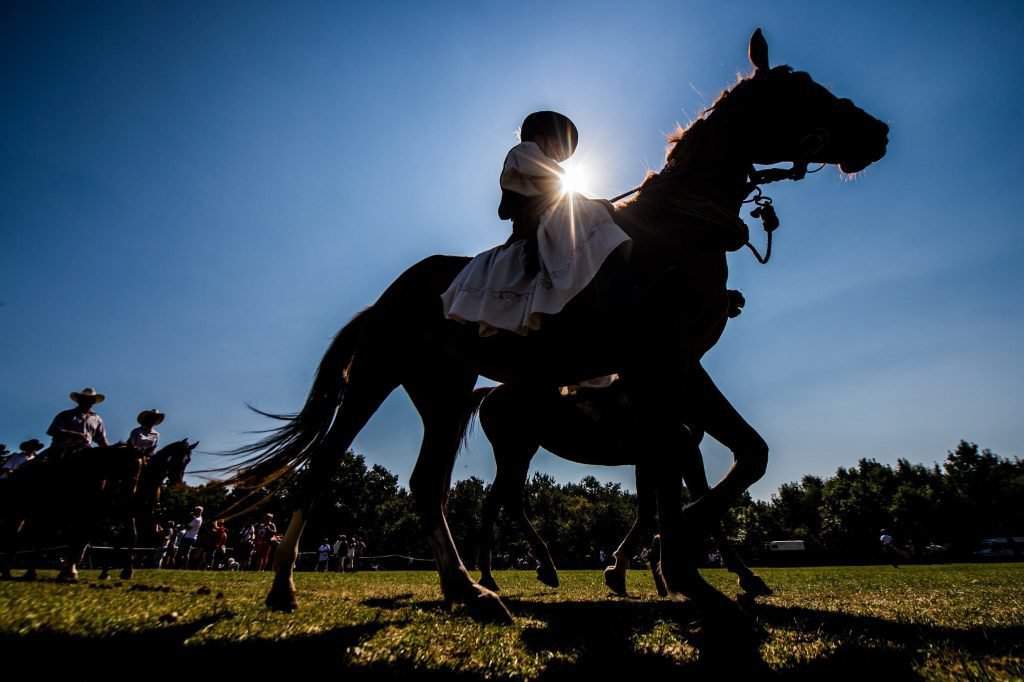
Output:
top-left (94, 420), bottom-right (110, 448)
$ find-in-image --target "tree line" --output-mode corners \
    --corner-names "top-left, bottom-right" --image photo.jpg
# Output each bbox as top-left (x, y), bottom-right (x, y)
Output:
top-left (153, 439), bottom-right (1022, 566)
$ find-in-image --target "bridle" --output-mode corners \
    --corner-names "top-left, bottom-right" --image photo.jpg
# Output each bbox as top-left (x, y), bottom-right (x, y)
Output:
top-left (609, 159), bottom-right (825, 264)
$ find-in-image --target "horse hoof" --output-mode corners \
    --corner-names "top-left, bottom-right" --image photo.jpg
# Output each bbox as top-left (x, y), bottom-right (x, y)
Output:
top-left (56, 572), bottom-right (78, 583)
top-left (662, 559), bottom-right (719, 604)
top-left (20, 571), bottom-right (39, 582)
top-left (603, 567), bottom-right (627, 596)
top-left (98, 572), bottom-right (110, 580)
top-left (536, 565), bottom-right (559, 588)
top-left (120, 569), bottom-right (134, 581)
top-left (463, 584), bottom-right (514, 624)
top-left (478, 574), bottom-right (501, 592)
top-left (265, 587), bottom-right (298, 612)
top-left (738, 573), bottom-right (773, 597)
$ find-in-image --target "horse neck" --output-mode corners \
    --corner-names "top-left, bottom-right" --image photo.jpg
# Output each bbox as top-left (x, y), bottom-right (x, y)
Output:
top-left (97, 446), bottom-right (142, 491)
top-left (137, 457), bottom-right (167, 503)
top-left (614, 119), bottom-right (747, 276)
top-left (657, 113), bottom-right (751, 213)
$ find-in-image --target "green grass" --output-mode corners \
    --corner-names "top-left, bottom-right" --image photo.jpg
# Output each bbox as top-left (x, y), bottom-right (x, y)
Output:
top-left (1, 564), bottom-right (1022, 679)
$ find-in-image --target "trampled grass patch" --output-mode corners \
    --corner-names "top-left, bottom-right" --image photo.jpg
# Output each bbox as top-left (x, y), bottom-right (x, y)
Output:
top-left (0, 564), bottom-right (1021, 679)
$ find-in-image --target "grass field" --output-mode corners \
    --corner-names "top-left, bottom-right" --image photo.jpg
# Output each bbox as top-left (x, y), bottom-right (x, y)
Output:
top-left (1, 564), bottom-right (1021, 679)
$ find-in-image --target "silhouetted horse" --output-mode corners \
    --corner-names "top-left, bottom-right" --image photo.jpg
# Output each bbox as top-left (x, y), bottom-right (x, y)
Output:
top-left (0, 440), bottom-right (194, 580)
top-left (221, 28), bottom-right (888, 619)
top-left (96, 439), bottom-right (196, 579)
top-left (471, 382), bottom-right (772, 599)
top-left (0, 444), bottom-right (143, 580)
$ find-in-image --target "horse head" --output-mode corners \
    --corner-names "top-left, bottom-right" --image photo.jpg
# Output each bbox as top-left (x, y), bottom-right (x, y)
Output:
top-left (701, 29), bottom-right (888, 177)
top-left (163, 439), bottom-right (198, 487)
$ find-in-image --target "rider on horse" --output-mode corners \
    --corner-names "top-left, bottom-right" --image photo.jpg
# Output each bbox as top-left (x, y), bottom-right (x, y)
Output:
top-left (45, 387), bottom-right (110, 457)
top-left (129, 409), bottom-right (165, 458)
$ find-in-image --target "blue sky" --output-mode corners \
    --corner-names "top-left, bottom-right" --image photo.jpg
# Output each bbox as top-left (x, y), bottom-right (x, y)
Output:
top-left (2, 1), bottom-right (1022, 499)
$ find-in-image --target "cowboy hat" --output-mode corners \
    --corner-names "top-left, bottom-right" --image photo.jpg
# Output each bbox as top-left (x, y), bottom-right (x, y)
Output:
top-left (19, 438), bottom-right (45, 452)
top-left (137, 409), bottom-right (166, 426)
top-left (70, 387), bottom-right (105, 404)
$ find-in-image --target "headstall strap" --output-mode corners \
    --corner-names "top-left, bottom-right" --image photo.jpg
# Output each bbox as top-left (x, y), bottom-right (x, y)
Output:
top-left (743, 161), bottom-right (822, 264)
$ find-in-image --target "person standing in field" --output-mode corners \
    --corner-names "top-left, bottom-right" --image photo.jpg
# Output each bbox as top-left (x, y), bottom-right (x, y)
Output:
top-left (317, 539), bottom-right (332, 572)
top-left (332, 535), bottom-right (348, 572)
top-left (178, 506), bottom-right (204, 568)
top-left (254, 513), bottom-right (277, 571)
top-left (880, 528), bottom-right (910, 567)
top-left (210, 519), bottom-right (229, 569)
top-left (238, 522), bottom-right (257, 569)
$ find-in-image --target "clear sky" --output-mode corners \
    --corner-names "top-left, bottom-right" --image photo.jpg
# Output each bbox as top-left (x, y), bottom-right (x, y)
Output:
top-left (2, 1), bottom-right (1022, 499)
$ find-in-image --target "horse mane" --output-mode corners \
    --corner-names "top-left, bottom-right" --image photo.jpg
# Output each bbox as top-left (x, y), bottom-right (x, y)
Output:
top-left (661, 65), bottom-right (800, 167)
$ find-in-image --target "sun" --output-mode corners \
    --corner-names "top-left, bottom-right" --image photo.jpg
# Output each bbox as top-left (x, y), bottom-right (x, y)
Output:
top-left (560, 161), bottom-right (591, 196)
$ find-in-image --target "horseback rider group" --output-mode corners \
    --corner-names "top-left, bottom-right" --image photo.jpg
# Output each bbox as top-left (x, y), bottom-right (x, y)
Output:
top-left (9, 386), bottom-right (170, 469)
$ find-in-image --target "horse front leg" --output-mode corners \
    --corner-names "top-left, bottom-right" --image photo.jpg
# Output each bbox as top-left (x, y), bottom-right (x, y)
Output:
top-left (407, 378), bottom-right (512, 623)
top-left (119, 517), bottom-right (138, 580)
top-left (682, 366), bottom-right (768, 541)
top-left (678, 427), bottom-right (771, 597)
top-left (659, 367), bottom-right (768, 601)
top-left (605, 464), bottom-right (656, 596)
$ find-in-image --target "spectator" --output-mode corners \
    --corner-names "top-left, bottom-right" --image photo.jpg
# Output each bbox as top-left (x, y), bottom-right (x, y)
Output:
top-left (333, 535), bottom-right (349, 572)
top-left (0, 439), bottom-right (44, 478)
top-left (254, 513), bottom-right (277, 571)
top-left (128, 409), bottom-right (164, 457)
top-left (178, 506), bottom-right (204, 568)
top-left (352, 536), bottom-right (366, 572)
top-left (159, 522), bottom-right (178, 568)
top-left (238, 523), bottom-right (257, 569)
top-left (317, 539), bottom-right (332, 572)
top-left (210, 519), bottom-right (229, 569)
top-left (46, 387), bottom-right (109, 455)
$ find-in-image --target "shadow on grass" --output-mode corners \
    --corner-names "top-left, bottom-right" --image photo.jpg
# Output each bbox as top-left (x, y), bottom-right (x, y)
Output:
top-left (4, 594), bottom-right (1021, 679)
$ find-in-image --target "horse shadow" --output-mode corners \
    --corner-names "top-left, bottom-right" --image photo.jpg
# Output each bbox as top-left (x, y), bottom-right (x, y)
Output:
top-left (361, 591), bottom-right (1023, 679)
top-left (6, 590), bottom-right (1018, 678)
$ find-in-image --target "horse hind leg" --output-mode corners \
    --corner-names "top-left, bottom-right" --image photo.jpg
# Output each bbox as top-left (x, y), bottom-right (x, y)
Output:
top-left (265, 368), bottom-right (398, 612)
top-left (407, 375), bottom-right (512, 624)
top-left (477, 386), bottom-right (550, 592)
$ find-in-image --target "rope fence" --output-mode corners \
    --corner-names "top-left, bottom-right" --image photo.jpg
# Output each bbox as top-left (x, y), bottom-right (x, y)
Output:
top-left (12, 545), bottom-right (436, 566)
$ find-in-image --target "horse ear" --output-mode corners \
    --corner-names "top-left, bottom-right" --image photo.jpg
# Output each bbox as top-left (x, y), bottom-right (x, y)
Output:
top-left (189, 441), bottom-right (200, 450)
top-left (749, 28), bottom-right (770, 75)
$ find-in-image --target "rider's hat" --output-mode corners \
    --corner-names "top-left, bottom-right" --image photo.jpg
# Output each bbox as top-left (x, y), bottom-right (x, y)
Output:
top-left (19, 438), bottom-right (45, 453)
top-left (70, 387), bottom-right (105, 404)
top-left (137, 409), bottom-right (166, 426)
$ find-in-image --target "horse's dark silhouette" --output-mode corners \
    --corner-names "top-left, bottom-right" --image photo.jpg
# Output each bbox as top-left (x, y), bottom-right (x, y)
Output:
top-left (0, 439), bottom-right (194, 580)
top-left (96, 439), bottom-right (196, 579)
top-left (220, 28), bottom-right (888, 620)
top-left (471, 381), bottom-right (771, 599)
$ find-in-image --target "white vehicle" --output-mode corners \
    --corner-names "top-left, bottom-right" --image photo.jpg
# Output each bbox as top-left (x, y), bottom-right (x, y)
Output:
top-left (767, 540), bottom-right (806, 552)
top-left (973, 537), bottom-right (1024, 559)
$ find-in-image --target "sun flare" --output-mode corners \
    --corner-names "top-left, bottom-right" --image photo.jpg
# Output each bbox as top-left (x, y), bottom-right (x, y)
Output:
top-left (560, 161), bottom-right (591, 196)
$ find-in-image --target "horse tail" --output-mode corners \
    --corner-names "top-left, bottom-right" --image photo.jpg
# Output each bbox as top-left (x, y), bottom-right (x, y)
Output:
top-left (457, 386), bottom-right (494, 450)
top-left (212, 307), bottom-right (373, 498)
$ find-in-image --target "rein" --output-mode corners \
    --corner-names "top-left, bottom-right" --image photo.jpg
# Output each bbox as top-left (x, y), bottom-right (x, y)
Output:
top-left (607, 161), bottom-right (824, 264)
